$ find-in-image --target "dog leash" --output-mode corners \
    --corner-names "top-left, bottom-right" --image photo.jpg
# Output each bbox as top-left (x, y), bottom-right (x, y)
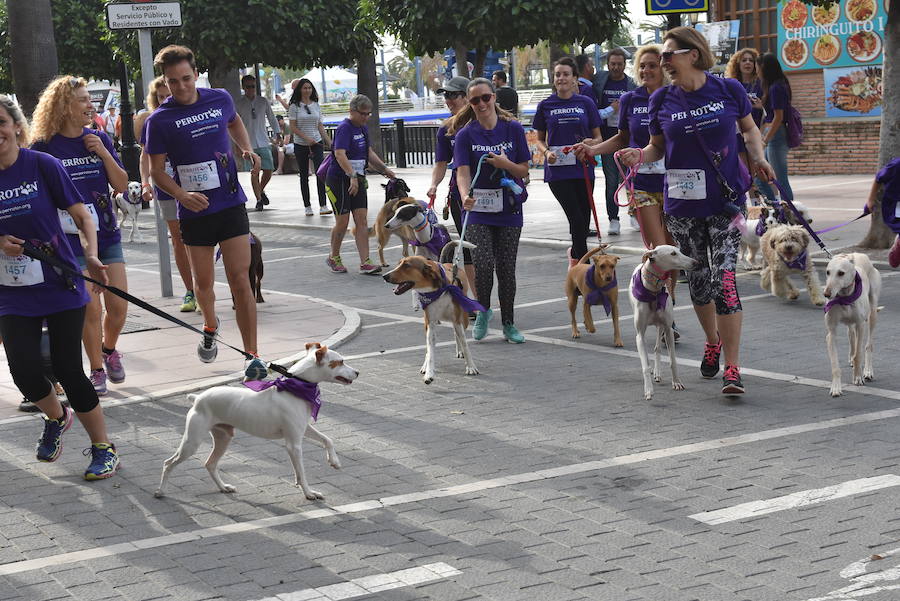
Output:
top-left (814, 206), bottom-right (871, 235)
top-left (576, 152), bottom-right (604, 249)
top-left (453, 153), bottom-right (489, 281)
top-left (18, 241), bottom-right (295, 378)
top-left (770, 180), bottom-right (835, 258)
top-left (612, 149), bottom-right (654, 250)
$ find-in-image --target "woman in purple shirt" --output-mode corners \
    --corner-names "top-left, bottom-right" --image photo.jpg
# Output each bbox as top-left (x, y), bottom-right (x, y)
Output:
top-left (532, 57), bottom-right (602, 269)
top-left (448, 78), bottom-right (531, 344)
top-left (725, 48), bottom-right (764, 204)
top-left (618, 28), bottom-right (775, 396)
top-left (0, 96), bottom-right (120, 480)
top-left (31, 76), bottom-right (129, 397)
top-left (755, 53), bottom-right (795, 205)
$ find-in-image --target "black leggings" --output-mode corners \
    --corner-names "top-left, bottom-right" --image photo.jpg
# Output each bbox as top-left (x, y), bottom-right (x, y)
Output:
top-left (0, 307), bottom-right (99, 412)
top-left (548, 178), bottom-right (592, 260)
top-left (296, 143), bottom-right (327, 208)
top-left (448, 192), bottom-right (473, 265)
top-left (466, 223), bottom-right (521, 325)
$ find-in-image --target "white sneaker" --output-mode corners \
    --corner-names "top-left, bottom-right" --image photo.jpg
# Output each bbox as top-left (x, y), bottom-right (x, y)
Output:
top-left (305, 206), bottom-right (314, 216)
top-left (608, 219), bottom-right (621, 236)
top-left (630, 215), bottom-right (641, 231)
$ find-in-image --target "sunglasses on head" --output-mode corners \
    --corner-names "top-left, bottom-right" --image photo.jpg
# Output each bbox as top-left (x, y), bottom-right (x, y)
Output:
top-left (251, 107), bottom-right (256, 118)
top-left (443, 91), bottom-right (464, 100)
top-left (468, 93), bottom-right (493, 106)
top-left (661, 48), bottom-right (692, 62)
top-left (355, 109), bottom-right (372, 117)
top-left (303, 104), bottom-right (312, 114)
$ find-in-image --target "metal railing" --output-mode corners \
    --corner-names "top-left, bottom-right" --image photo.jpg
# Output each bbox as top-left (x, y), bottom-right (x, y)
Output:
top-left (325, 121), bottom-right (441, 168)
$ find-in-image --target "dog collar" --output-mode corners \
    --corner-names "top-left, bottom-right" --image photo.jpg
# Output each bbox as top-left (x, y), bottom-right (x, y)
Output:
top-left (243, 377), bottom-right (322, 421)
top-left (631, 269), bottom-right (668, 312)
top-left (585, 266), bottom-right (616, 316)
top-left (824, 272), bottom-right (863, 314)
top-left (781, 249), bottom-right (808, 271)
top-left (413, 213), bottom-right (429, 232)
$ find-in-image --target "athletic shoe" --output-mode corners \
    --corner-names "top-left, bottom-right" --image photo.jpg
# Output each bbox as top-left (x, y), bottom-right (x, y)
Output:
top-left (320, 206), bottom-right (333, 215)
top-left (566, 247), bottom-right (578, 270)
top-left (197, 317), bottom-right (219, 363)
top-left (473, 308), bottom-right (492, 340)
top-left (180, 291), bottom-right (197, 312)
top-left (672, 321), bottom-right (680, 342)
top-left (722, 365), bottom-right (744, 395)
top-left (700, 340), bottom-right (722, 379)
top-left (243, 357), bottom-right (268, 382)
top-left (103, 349), bottom-right (125, 384)
top-left (36, 405), bottom-right (73, 462)
top-left (83, 443), bottom-right (119, 480)
top-left (261, 191), bottom-right (270, 206)
top-left (889, 235), bottom-right (900, 269)
top-left (90, 369), bottom-right (108, 396)
top-left (359, 259), bottom-right (382, 275)
top-left (502, 323), bottom-right (525, 344)
top-left (19, 399), bottom-right (40, 413)
top-left (608, 219), bottom-right (621, 236)
top-left (305, 206), bottom-right (314, 216)
top-left (630, 215), bottom-right (641, 231)
top-left (255, 202), bottom-right (264, 212)
top-left (326, 255), bottom-right (347, 273)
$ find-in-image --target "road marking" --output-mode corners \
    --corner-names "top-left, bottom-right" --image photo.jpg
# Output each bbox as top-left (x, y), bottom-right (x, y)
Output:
top-left (4, 408), bottom-right (900, 576)
top-left (793, 178), bottom-right (871, 192)
top-left (689, 475), bottom-right (900, 525)
top-left (808, 546), bottom-right (900, 601)
top-left (250, 562), bottom-right (461, 601)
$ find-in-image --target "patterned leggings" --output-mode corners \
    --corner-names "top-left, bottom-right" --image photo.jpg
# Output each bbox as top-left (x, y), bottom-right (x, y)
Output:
top-left (466, 223), bottom-right (522, 325)
top-left (664, 213), bottom-right (742, 315)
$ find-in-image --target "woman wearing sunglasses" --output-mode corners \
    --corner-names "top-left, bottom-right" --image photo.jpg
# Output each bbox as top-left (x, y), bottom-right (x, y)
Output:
top-left (448, 78), bottom-right (530, 343)
top-left (618, 27), bottom-right (775, 396)
top-left (531, 57), bottom-right (602, 269)
top-left (288, 78), bottom-right (332, 217)
top-left (426, 76), bottom-right (474, 287)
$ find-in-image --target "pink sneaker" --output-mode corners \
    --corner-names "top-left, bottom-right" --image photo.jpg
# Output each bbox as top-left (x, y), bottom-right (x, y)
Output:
top-left (326, 255), bottom-right (347, 273)
top-left (359, 259), bottom-right (382, 275)
top-left (889, 235), bottom-right (900, 269)
top-left (103, 349), bottom-right (125, 384)
top-left (90, 369), bottom-right (108, 396)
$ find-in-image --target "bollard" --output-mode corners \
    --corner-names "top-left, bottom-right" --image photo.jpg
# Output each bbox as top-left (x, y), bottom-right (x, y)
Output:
top-left (394, 118), bottom-right (407, 169)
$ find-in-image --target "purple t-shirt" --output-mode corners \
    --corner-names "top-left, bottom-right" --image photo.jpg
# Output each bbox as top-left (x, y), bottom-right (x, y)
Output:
top-left (32, 129), bottom-right (122, 255)
top-left (619, 87), bottom-right (664, 194)
top-left (327, 119), bottom-right (368, 179)
top-left (600, 77), bottom-right (630, 139)
top-left (453, 119), bottom-right (530, 228)
top-left (738, 79), bottom-right (764, 127)
top-left (763, 81), bottom-right (789, 124)
top-left (435, 124), bottom-right (459, 200)
top-left (577, 79), bottom-right (599, 108)
top-left (648, 75), bottom-right (752, 217)
top-left (144, 88), bottom-right (247, 220)
top-left (139, 118), bottom-right (173, 201)
top-left (532, 93), bottom-right (602, 182)
top-left (0, 149), bottom-right (89, 316)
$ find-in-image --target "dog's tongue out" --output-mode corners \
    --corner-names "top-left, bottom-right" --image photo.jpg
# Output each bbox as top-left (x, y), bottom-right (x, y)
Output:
top-left (393, 282), bottom-right (414, 295)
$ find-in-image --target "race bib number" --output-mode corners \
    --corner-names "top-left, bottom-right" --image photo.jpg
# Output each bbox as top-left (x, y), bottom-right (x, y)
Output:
top-left (637, 158), bottom-right (666, 175)
top-left (606, 110), bottom-right (620, 128)
top-left (895, 203), bottom-right (900, 219)
top-left (164, 160), bottom-right (175, 178)
top-left (177, 161), bottom-right (221, 192)
top-left (471, 188), bottom-right (503, 213)
top-left (667, 169), bottom-right (707, 200)
top-left (349, 159), bottom-right (366, 175)
top-left (0, 255), bottom-right (44, 287)
top-left (58, 204), bottom-right (100, 235)
top-left (548, 146), bottom-right (576, 167)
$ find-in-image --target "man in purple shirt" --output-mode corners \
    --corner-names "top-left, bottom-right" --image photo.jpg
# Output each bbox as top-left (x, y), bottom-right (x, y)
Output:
top-left (145, 45), bottom-right (266, 380)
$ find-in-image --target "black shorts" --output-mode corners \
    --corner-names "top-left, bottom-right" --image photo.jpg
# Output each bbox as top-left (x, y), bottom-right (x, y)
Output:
top-left (180, 204), bottom-right (250, 247)
top-left (325, 175), bottom-right (368, 215)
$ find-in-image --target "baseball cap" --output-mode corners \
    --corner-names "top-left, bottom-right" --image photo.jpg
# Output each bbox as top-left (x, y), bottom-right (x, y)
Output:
top-left (437, 76), bottom-right (470, 94)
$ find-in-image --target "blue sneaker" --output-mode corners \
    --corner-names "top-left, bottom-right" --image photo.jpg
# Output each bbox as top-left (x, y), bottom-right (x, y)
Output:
top-left (243, 357), bottom-right (268, 382)
top-left (36, 405), bottom-right (74, 462)
top-left (473, 309), bottom-right (492, 341)
top-left (502, 323), bottom-right (525, 344)
top-left (83, 443), bottom-right (119, 480)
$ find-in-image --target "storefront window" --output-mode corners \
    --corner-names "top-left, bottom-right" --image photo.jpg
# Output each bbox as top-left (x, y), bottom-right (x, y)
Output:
top-left (717, 0), bottom-right (778, 54)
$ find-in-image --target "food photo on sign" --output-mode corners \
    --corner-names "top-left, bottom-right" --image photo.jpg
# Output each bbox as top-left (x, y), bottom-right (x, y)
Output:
top-left (824, 65), bottom-right (882, 117)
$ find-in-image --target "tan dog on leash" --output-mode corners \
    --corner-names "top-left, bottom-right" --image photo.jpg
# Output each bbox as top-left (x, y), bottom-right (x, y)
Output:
top-left (565, 246), bottom-right (623, 346)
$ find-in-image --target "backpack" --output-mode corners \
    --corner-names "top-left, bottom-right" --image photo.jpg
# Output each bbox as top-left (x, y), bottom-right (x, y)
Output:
top-left (785, 104), bottom-right (803, 149)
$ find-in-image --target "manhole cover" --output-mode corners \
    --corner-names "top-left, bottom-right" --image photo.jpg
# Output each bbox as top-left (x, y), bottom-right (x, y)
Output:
top-left (120, 320), bottom-right (159, 335)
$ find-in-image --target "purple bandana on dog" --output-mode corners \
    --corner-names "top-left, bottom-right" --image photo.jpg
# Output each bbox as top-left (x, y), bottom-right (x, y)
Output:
top-left (781, 249), bottom-right (807, 271)
top-left (585, 266), bottom-right (617, 316)
top-left (631, 269), bottom-right (668, 312)
top-left (417, 265), bottom-right (486, 313)
top-left (243, 377), bottom-right (322, 421)
top-left (824, 273), bottom-right (863, 314)
top-left (755, 218), bottom-right (767, 237)
top-left (410, 225), bottom-right (451, 258)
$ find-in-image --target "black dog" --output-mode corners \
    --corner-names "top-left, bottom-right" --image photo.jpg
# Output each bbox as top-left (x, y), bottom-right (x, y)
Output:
top-left (382, 178), bottom-right (411, 204)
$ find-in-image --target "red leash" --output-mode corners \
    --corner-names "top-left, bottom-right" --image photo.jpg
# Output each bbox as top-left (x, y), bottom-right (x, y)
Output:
top-left (573, 149), bottom-right (603, 248)
top-left (612, 149), bottom-right (653, 250)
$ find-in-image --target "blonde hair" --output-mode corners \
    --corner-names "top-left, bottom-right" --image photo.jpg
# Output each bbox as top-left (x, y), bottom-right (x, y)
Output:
top-left (146, 75), bottom-right (170, 111)
top-left (725, 48), bottom-right (760, 81)
top-left (445, 78), bottom-right (515, 135)
top-left (31, 76), bottom-right (87, 143)
top-left (0, 95), bottom-right (30, 147)
top-left (632, 44), bottom-right (669, 85)
top-left (663, 27), bottom-right (716, 71)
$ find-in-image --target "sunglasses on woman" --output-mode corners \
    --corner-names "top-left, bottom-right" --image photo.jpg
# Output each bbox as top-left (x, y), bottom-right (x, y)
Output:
top-left (468, 93), bottom-right (493, 106)
top-left (443, 91), bottom-right (465, 100)
top-left (660, 48), bottom-right (692, 62)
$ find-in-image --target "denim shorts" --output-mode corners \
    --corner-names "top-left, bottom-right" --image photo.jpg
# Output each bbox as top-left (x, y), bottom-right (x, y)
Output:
top-left (76, 242), bottom-right (125, 269)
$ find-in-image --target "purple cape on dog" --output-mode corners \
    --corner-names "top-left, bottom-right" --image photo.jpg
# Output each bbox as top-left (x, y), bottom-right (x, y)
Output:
top-left (585, 266), bottom-right (616, 316)
top-left (631, 269), bottom-right (668, 312)
top-left (824, 273), bottom-right (863, 314)
top-left (243, 377), bottom-right (322, 421)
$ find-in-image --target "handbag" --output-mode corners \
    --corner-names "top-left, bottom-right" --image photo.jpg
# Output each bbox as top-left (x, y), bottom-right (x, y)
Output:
top-left (785, 104), bottom-right (803, 149)
top-left (315, 152), bottom-right (333, 178)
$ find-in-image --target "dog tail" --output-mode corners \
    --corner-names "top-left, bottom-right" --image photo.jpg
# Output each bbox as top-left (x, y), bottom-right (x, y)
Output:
top-left (578, 245), bottom-right (609, 264)
top-left (187, 393), bottom-right (198, 404)
top-left (439, 239), bottom-right (476, 264)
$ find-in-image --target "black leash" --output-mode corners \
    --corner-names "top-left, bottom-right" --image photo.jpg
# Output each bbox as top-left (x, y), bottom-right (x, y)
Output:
top-left (20, 241), bottom-right (294, 378)
top-left (771, 180), bottom-right (834, 259)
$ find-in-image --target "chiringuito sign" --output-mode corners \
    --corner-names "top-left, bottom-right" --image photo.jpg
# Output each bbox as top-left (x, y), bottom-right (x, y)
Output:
top-left (106, 2), bottom-right (182, 30)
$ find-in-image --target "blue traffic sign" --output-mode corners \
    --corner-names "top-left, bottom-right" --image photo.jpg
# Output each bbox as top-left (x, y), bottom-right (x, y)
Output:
top-left (646, 0), bottom-right (708, 15)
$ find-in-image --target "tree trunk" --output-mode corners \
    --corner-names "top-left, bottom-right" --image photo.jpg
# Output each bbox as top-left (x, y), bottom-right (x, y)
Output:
top-left (208, 62), bottom-right (241, 100)
top-left (357, 46), bottom-right (384, 163)
top-left (473, 44), bottom-right (488, 79)
top-left (453, 43), bottom-right (469, 78)
top-left (8, 0), bottom-right (58, 116)
top-left (548, 43), bottom-right (566, 85)
top-left (861, 0), bottom-right (900, 248)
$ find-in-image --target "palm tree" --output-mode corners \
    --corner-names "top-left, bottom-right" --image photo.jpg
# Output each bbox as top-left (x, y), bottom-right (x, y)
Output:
top-left (7, 0), bottom-right (58, 115)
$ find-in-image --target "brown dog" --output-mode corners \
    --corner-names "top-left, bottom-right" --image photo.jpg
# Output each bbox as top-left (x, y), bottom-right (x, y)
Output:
top-left (249, 232), bottom-right (264, 303)
top-left (565, 246), bottom-right (623, 345)
top-left (372, 197), bottom-right (418, 267)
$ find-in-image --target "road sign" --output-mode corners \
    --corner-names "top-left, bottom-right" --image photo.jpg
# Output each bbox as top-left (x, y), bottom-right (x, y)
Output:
top-left (106, 2), bottom-right (182, 30)
top-left (646, 0), bottom-right (708, 15)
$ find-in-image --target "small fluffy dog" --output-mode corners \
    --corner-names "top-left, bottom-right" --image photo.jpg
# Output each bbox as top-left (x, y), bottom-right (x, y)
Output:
top-left (760, 224), bottom-right (826, 305)
top-left (630, 245), bottom-right (698, 401)
top-left (383, 251), bottom-right (479, 384)
top-left (155, 343), bottom-right (357, 500)
top-left (565, 245), bottom-right (623, 345)
top-left (115, 181), bottom-right (144, 243)
top-left (740, 206), bottom-right (772, 270)
top-left (823, 253), bottom-right (882, 397)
